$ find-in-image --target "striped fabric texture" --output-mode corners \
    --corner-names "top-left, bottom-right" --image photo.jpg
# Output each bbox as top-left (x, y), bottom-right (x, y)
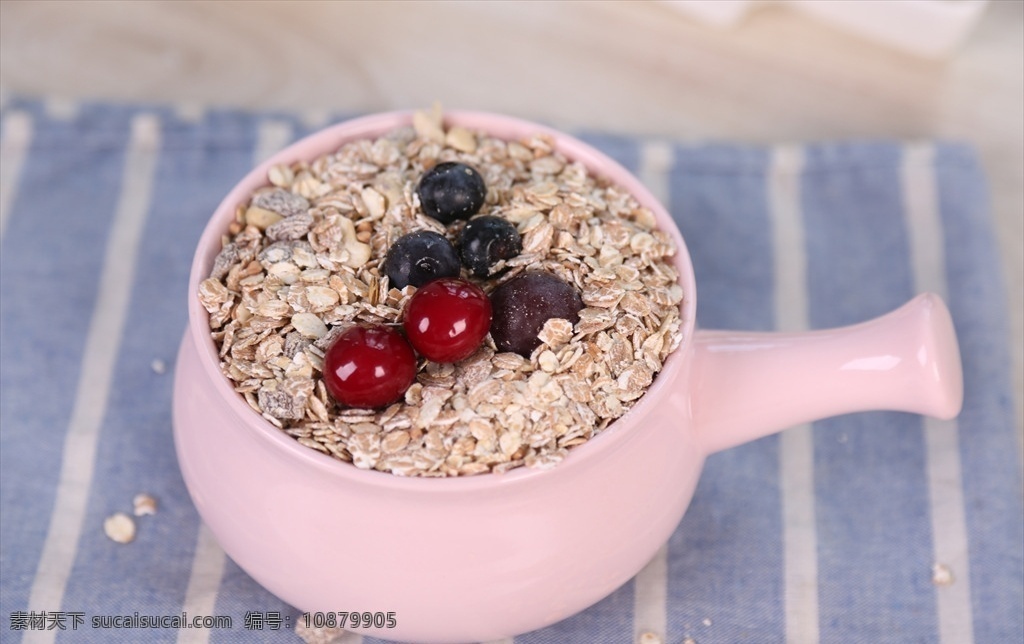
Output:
top-left (0, 98), bottom-right (1020, 644)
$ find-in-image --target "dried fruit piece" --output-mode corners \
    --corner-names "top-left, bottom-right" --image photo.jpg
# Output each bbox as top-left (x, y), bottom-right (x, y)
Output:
top-left (266, 212), bottom-right (313, 241)
top-left (252, 188), bottom-right (310, 218)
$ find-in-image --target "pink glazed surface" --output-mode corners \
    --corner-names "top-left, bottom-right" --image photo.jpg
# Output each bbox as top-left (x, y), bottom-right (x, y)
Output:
top-left (175, 111), bottom-right (702, 643)
top-left (173, 111), bottom-right (963, 643)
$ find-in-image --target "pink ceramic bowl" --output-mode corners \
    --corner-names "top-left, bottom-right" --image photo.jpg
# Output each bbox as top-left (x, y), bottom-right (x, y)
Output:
top-left (173, 111), bottom-right (963, 643)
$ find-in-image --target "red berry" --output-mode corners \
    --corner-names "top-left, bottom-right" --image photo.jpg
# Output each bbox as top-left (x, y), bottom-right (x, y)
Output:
top-left (403, 278), bottom-right (492, 363)
top-left (323, 325), bottom-right (417, 408)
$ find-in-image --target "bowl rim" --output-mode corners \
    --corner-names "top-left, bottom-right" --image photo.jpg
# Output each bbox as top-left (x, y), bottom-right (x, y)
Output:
top-left (185, 109), bottom-right (699, 491)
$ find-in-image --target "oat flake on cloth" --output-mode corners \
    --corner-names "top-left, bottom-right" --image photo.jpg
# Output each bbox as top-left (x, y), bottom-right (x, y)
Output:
top-left (1, 97), bottom-right (1020, 643)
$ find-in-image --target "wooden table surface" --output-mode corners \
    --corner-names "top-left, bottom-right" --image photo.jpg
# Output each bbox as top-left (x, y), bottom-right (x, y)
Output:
top-left (2, 0), bottom-right (1021, 451)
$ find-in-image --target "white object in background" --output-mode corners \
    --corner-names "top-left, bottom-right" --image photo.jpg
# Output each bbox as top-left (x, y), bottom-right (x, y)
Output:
top-left (661, 0), bottom-right (989, 59)
top-left (787, 0), bottom-right (989, 59)
top-left (660, 0), bottom-right (755, 27)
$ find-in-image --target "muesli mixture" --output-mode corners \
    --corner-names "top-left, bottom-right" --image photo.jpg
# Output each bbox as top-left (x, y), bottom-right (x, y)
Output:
top-left (198, 107), bottom-right (683, 477)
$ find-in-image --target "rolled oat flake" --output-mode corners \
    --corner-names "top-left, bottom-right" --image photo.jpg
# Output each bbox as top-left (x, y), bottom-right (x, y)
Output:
top-left (103, 512), bottom-right (136, 544)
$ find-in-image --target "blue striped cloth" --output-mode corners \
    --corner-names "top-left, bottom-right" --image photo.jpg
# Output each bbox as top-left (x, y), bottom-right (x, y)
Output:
top-left (1, 97), bottom-right (1020, 644)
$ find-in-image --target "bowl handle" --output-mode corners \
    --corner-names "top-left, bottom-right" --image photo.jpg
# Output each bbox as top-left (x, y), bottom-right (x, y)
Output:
top-left (689, 293), bottom-right (963, 455)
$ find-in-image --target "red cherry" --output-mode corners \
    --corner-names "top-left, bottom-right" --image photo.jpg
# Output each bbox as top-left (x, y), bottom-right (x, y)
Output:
top-left (403, 278), bottom-right (492, 363)
top-left (323, 325), bottom-right (417, 408)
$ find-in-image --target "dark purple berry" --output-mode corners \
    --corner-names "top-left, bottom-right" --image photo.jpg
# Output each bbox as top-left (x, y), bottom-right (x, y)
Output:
top-left (459, 216), bottom-right (522, 277)
top-left (489, 271), bottom-right (583, 357)
top-left (384, 231), bottom-right (460, 289)
top-left (417, 162), bottom-right (487, 224)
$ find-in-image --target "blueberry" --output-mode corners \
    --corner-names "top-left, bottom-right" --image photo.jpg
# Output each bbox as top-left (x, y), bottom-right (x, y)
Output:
top-left (384, 231), bottom-right (460, 289)
top-left (458, 216), bottom-right (522, 277)
top-left (417, 162), bottom-right (487, 224)
top-left (489, 271), bottom-right (583, 357)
